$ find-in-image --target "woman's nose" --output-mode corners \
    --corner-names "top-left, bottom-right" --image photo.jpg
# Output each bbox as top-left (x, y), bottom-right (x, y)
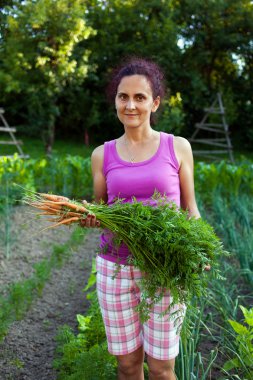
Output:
top-left (126, 99), bottom-right (136, 109)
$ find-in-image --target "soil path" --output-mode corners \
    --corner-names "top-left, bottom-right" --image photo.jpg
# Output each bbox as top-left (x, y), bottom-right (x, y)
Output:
top-left (0, 226), bottom-right (100, 380)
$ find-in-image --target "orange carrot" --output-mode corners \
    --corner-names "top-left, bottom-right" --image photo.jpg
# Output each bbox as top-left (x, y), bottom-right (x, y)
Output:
top-left (43, 201), bottom-right (63, 210)
top-left (37, 211), bottom-right (59, 216)
top-left (30, 205), bottom-right (54, 211)
top-left (55, 201), bottom-right (89, 214)
top-left (62, 211), bottom-right (82, 218)
top-left (39, 193), bottom-right (69, 202)
top-left (48, 216), bottom-right (80, 228)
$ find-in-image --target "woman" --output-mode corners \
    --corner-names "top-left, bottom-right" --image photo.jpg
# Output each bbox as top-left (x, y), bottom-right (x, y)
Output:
top-left (83, 57), bottom-right (201, 380)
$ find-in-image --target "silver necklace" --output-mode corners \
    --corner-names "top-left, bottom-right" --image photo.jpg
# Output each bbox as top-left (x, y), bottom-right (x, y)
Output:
top-left (123, 136), bottom-right (136, 164)
top-left (123, 132), bottom-right (155, 163)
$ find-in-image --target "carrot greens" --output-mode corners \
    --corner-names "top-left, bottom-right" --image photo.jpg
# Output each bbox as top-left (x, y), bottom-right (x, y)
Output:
top-left (24, 191), bottom-right (228, 321)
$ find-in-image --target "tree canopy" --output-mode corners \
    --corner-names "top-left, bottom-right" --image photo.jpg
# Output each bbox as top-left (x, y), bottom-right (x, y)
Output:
top-left (0, 0), bottom-right (252, 151)
top-left (0, 0), bottom-right (95, 154)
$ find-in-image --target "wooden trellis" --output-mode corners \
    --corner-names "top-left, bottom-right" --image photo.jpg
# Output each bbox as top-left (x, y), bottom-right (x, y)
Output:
top-left (189, 93), bottom-right (234, 162)
top-left (0, 108), bottom-right (29, 158)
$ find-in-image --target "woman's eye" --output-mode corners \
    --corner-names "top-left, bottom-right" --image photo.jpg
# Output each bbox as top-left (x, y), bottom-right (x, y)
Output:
top-left (136, 95), bottom-right (144, 101)
top-left (118, 94), bottom-right (127, 101)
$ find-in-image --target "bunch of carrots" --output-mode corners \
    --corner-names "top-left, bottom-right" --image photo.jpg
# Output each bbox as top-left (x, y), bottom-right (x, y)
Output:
top-left (24, 192), bottom-right (93, 230)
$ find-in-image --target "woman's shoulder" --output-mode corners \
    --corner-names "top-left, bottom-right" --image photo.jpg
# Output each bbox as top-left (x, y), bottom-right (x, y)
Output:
top-left (173, 136), bottom-right (193, 166)
top-left (173, 136), bottom-right (192, 153)
top-left (92, 144), bottom-right (104, 156)
top-left (173, 136), bottom-right (191, 148)
top-left (91, 144), bottom-right (105, 167)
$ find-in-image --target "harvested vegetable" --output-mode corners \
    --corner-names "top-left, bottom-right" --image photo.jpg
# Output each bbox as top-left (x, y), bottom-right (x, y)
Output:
top-left (24, 191), bottom-right (228, 321)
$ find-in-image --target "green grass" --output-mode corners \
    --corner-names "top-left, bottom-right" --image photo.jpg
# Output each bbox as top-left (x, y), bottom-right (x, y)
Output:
top-left (0, 135), bottom-right (95, 159)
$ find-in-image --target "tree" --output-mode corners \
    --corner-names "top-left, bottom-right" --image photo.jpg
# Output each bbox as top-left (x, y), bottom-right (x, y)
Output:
top-left (0, 0), bottom-right (95, 154)
top-left (171, 0), bottom-right (253, 143)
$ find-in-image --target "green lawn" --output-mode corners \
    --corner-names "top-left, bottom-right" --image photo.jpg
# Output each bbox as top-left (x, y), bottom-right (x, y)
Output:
top-left (0, 135), bottom-right (94, 159)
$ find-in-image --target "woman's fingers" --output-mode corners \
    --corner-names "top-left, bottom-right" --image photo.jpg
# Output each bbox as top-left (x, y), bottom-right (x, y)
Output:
top-left (80, 214), bottom-right (100, 228)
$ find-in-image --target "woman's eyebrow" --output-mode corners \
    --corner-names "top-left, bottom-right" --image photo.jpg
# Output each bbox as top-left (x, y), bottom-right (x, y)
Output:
top-left (117, 91), bottom-right (146, 96)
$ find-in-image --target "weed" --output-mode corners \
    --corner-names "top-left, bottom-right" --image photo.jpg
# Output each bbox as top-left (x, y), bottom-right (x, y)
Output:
top-left (222, 306), bottom-right (253, 379)
top-left (9, 357), bottom-right (24, 369)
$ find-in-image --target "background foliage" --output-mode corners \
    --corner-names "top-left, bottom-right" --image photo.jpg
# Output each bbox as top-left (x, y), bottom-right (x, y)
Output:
top-left (0, 0), bottom-right (252, 152)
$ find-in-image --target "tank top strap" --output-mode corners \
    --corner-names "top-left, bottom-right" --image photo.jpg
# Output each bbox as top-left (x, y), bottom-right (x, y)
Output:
top-left (161, 132), bottom-right (179, 170)
top-left (103, 140), bottom-right (116, 177)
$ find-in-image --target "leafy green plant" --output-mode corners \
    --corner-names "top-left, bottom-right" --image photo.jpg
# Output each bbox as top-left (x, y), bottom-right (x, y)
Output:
top-left (222, 306), bottom-right (253, 379)
top-left (54, 328), bottom-right (117, 380)
top-left (0, 155), bottom-right (35, 203)
top-left (27, 155), bottom-right (92, 198)
top-left (156, 92), bottom-right (185, 135)
top-left (195, 161), bottom-right (253, 204)
top-left (0, 154), bottom-right (93, 205)
top-left (75, 292), bottom-right (106, 351)
top-left (75, 259), bottom-right (107, 350)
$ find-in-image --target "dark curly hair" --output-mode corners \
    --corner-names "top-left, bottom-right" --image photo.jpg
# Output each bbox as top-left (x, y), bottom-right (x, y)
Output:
top-left (106, 56), bottom-right (166, 104)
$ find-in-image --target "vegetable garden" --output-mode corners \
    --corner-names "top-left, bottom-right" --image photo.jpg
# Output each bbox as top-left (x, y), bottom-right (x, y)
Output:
top-left (0, 154), bottom-right (252, 380)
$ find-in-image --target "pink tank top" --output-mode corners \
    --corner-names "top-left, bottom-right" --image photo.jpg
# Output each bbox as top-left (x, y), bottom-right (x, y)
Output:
top-left (99, 132), bottom-right (180, 264)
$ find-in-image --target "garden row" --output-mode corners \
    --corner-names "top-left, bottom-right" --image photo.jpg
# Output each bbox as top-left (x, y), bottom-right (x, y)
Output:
top-left (0, 220), bottom-right (87, 341)
top-left (0, 154), bottom-right (92, 203)
top-left (0, 154), bottom-right (253, 203)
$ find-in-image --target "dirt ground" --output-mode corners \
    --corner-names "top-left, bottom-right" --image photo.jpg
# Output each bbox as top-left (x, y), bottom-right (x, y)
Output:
top-left (0, 206), bottom-right (100, 380)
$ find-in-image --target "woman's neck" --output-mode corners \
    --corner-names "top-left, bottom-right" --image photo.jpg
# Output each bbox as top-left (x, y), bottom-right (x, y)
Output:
top-left (123, 126), bottom-right (155, 143)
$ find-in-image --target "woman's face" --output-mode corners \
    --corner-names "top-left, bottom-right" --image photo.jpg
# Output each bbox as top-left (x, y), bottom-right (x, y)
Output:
top-left (115, 74), bottom-right (160, 129)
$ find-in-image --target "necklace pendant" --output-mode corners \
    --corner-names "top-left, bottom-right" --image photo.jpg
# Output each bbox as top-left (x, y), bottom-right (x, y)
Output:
top-left (130, 157), bottom-right (135, 164)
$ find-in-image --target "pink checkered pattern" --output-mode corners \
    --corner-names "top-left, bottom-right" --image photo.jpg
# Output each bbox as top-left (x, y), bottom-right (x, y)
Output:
top-left (96, 255), bottom-right (185, 360)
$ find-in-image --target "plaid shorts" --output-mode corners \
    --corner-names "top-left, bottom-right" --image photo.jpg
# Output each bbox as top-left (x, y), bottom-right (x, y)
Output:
top-left (96, 255), bottom-right (185, 360)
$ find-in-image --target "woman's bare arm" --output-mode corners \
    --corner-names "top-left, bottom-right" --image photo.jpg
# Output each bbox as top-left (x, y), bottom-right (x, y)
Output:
top-left (80, 145), bottom-right (107, 228)
top-left (91, 145), bottom-right (108, 204)
top-left (174, 136), bottom-right (200, 218)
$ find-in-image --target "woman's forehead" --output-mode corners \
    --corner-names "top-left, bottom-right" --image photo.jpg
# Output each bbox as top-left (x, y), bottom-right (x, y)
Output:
top-left (117, 74), bottom-right (153, 95)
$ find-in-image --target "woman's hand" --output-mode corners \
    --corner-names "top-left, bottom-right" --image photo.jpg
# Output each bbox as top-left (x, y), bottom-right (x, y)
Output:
top-left (204, 264), bottom-right (211, 271)
top-left (79, 213), bottom-right (100, 228)
top-left (79, 200), bottom-right (100, 228)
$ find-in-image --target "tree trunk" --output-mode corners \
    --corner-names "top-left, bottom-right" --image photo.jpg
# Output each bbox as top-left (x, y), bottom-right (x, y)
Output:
top-left (84, 128), bottom-right (89, 146)
top-left (45, 122), bottom-right (55, 157)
